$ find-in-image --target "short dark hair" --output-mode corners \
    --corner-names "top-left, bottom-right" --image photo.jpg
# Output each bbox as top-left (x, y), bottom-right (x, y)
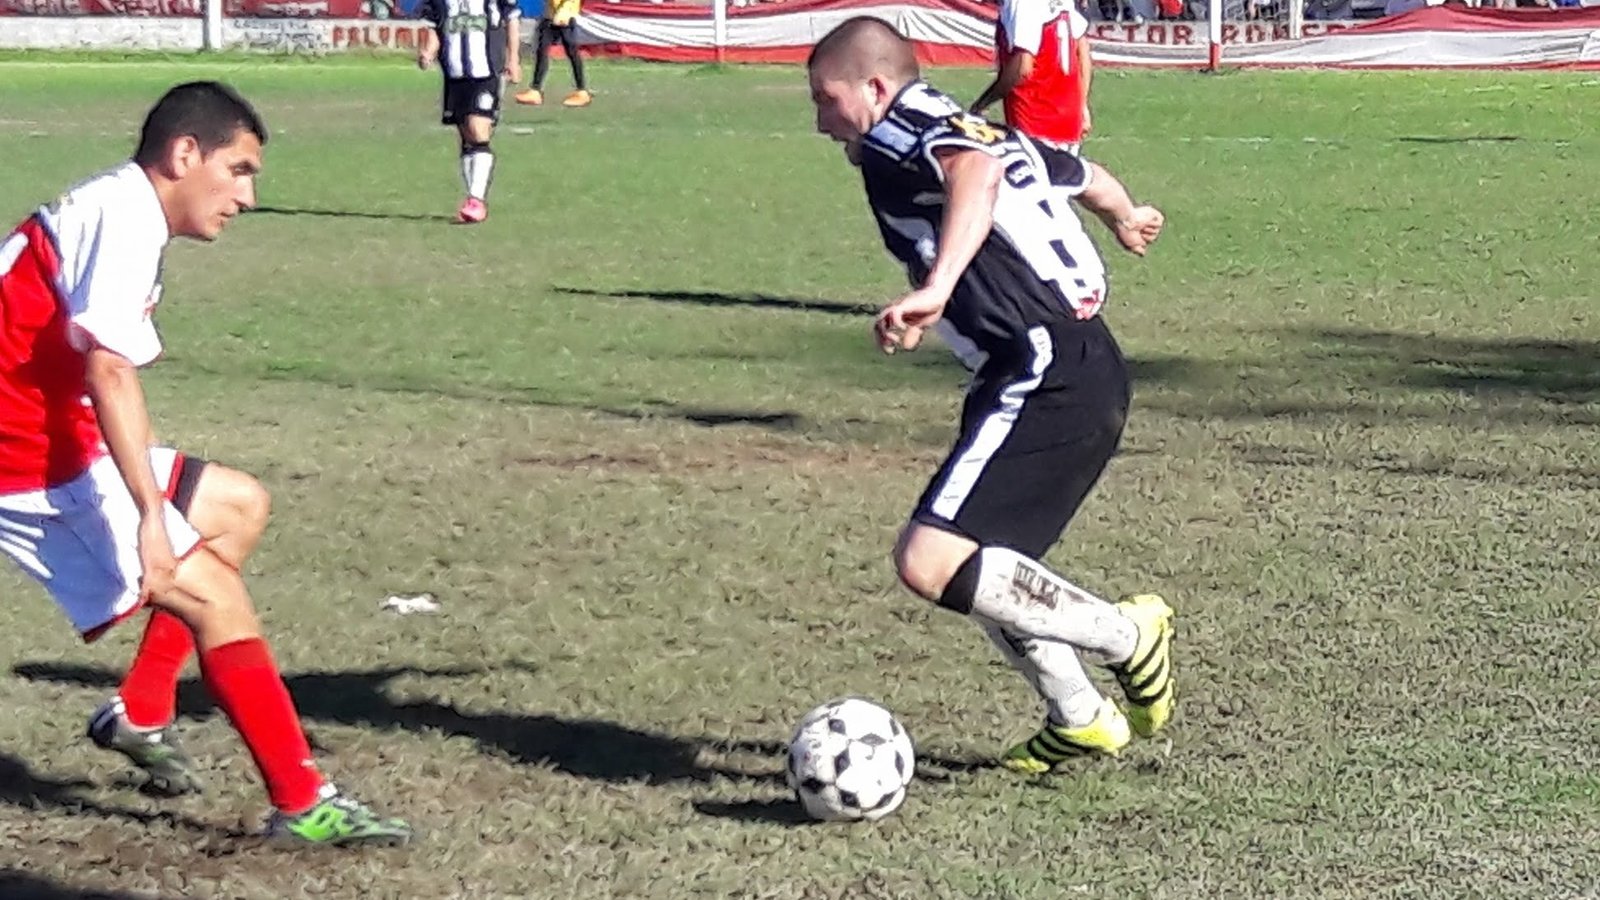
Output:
top-left (806, 16), bottom-right (919, 83)
top-left (133, 81), bottom-right (268, 165)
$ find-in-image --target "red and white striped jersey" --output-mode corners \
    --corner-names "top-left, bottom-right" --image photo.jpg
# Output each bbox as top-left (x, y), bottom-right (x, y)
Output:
top-left (998, 0), bottom-right (1091, 147)
top-left (0, 162), bottom-right (169, 494)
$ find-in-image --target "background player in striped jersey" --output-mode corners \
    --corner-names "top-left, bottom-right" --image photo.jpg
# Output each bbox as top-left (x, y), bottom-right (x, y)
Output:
top-left (513, 0), bottom-right (593, 109)
top-left (970, 0), bottom-right (1094, 154)
top-left (807, 18), bottom-right (1175, 773)
top-left (417, 0), bottom-right (522, 223)
top-left (0, 81), bottom-right (412, 847)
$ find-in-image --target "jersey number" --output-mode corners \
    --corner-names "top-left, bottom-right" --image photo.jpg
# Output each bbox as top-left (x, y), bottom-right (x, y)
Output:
top-left (948, 115), bottom-right (1006, 146)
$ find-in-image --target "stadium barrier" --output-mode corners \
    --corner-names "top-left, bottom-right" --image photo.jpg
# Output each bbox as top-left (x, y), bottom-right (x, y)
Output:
top-left (1, 0), bottom-right (1598, 68)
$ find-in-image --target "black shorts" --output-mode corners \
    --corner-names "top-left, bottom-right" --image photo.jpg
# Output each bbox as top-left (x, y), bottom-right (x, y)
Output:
top-left (442, 77), bottom-right (502, 126)
top-left (538, 19), bottom-right (577, 39)
top-left (912, 316), bottom-right (1130, 560)
top-left (167, 453), bottom-right (210, 517)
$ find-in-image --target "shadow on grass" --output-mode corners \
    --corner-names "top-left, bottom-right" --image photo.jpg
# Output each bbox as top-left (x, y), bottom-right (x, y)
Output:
top-left (1396, 135), bottom-right (1521, 145)
top-left (244, 367), bottom-right (816, 435)
top-left (0, 871), bottom-right (160, 900)
top-left (553, 286), bottom-right (875, 317)
top-left (1300, 329), bottom-right (1600, 403)
top-left (224, 324), bottom-right (1600, 442)
top-left (691, 797), bottom-right (817, 826)
top-left (13, 663), bottom-right (994, 795)
top-left (0, 751), bottom-right (247, 841)
top-left (1131, 329), bottom-right (1600, 427)
top-left (250, 205), bottom-right (454, 223)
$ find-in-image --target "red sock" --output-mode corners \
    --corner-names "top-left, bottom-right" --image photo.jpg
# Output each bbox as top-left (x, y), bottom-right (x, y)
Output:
top-left (119, 609), bottom-right (195, 729)
top-left (199, 638), bottom-right (324, 814)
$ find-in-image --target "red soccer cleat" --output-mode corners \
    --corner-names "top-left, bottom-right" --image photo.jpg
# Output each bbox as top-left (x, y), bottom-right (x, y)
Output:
top-left (456, 197), bottom-right (487, 224)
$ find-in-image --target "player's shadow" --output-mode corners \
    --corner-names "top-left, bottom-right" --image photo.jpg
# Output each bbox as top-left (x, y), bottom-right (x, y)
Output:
top-left (554, 286), bottom-right (875, 317)
top-left (242, 365), bottom-right (812, 435)
top-left (1296, 329), bottom-right (1600, 403)
top-left (691, 798), bottom-right (818, 827)
top-left (1120, 330), bottom-right (1600, 428)
top-left (0, 871), bottom-right (159, 900)
top-left (250, 205), bottom-right (454, 223)
top-left (13, 663), bottom-right (993, 792)
top-left (1396, 135), bottom-right (1522, 145)
top-left (0, 750), bottom-right (247, 841)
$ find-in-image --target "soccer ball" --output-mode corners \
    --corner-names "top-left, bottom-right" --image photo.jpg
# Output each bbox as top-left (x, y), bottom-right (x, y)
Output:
top-left (785, 697), bottom-right (915, 822)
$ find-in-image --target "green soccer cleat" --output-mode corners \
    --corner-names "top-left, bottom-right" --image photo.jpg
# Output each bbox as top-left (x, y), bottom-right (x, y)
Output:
top-left (87, 697), bottom-right (205, 796)
top-left (1111, 593), bottom-right (1176, 738)
top-left (1001, 697), bottom-right (1132, 774)
top-left (266, 786), bottom-right (414, 848)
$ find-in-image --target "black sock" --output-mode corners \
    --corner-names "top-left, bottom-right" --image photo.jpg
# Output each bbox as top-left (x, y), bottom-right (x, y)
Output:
top-left (937, 551), bottom-right (982, 615)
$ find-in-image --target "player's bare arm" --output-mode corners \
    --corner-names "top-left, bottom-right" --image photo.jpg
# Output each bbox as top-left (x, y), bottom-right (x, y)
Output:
top-left (418, 27), bottom-right (440, 69)
top-left (875, 147), bottom-right (1003, 354)
top-left (1077, 38), bottom-right (1093, 134)
top-left (83, 346), bottom-right (174, 602)
top-left (1075, 160), bottom-right (1163, 256)
top-left (504, 15), bottom-right (522, 83)
top-left (970, 51), bottom-right (1034, 115)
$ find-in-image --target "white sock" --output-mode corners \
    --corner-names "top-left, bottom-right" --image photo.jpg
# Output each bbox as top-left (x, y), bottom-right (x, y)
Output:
top-left (944, 546), bottom-right (1137, 665)
top-left (459, 152), bottom-right (472, 194)
top-left (466, 150), bottom-right (495, 201)
top-left (980, 621), bottom-right (1103, 728)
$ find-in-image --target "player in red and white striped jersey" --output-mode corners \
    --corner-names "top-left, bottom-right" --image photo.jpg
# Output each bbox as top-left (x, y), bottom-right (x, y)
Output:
top-left (970, 0), bottom-right (1094, 154)
top-left (0, 81), bottom-right (410, 847)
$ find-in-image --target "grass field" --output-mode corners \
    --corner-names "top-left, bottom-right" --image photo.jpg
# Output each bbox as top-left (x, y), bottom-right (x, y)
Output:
top-left (0, 55), bottom-right (1596, 899)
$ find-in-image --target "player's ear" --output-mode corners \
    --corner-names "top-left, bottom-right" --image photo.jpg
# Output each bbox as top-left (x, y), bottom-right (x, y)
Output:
top-left (167, 135), bottom-right (202, 179)
top-left (863, 75), bottom-right (886, 108)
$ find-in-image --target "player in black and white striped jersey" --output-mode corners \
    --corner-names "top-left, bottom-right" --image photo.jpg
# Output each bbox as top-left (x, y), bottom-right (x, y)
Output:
top-left (808, 17), bottom-right (1178, 775)
top-left (417, 0), bottom-right (521, 223)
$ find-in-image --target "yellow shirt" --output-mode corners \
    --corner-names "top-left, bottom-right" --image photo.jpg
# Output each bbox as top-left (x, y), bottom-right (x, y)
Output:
top-left (546, 0), bottom-right (580, 25)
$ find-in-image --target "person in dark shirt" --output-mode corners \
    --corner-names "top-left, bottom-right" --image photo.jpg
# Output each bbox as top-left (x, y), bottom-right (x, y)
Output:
top-left (807, 16), bottom-right (1177, 774)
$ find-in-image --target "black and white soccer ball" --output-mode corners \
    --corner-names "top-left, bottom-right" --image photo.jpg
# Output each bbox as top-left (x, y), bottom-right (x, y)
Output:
top-left (785, 697), bottom-right (915, 822)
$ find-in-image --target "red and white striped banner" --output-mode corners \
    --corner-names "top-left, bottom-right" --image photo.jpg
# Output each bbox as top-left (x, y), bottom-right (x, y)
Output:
top-left (0, 0), bottom-right (1594, 64)
top-left (577, 0), bottom-right (1600, 68)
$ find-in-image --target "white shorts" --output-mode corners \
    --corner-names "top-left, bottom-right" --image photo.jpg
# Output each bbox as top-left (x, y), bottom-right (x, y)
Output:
top-left (0, 448), bottom-right (204, 641)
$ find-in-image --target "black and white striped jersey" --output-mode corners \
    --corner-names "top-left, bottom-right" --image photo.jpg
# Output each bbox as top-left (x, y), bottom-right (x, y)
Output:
top-left (858, 81), bottom-right (1108, 370)
top-left (418, 0), bottom-right (520, 81)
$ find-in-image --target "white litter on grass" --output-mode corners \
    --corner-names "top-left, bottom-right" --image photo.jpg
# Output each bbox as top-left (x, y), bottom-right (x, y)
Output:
top-left (380, 593), bottom-right (441, 615)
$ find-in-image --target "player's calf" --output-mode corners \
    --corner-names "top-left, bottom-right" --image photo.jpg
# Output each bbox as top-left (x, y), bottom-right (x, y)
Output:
top-left (981, 622), bottom-right (1127, 771)
top-left (929, 541), bottom-right (1138, 664)
top-left (456, 118), bottom-right (496, 223)
top-left (156, 550), bottom-right (413, 843)
top-left (156, 548), bottom-right (261, 649)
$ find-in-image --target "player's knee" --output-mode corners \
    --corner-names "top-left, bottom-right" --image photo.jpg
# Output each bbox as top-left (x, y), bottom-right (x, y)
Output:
top-left (187, 465), bottom-right (271, 552)
top-left (206, 467), bottom-right (271, 541)
top-left (233, 476), bottom-right (272, 541)
top-left (893, 538), bottom-right (954, 602)
top-left (894, 524), bottom-right (984, 607)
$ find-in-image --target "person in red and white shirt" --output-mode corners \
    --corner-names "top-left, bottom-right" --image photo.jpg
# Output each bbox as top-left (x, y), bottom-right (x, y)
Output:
top-left (0, 81), bottom-right (410, 847)
top-left (970, 0), bottom-right (1094, 153)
